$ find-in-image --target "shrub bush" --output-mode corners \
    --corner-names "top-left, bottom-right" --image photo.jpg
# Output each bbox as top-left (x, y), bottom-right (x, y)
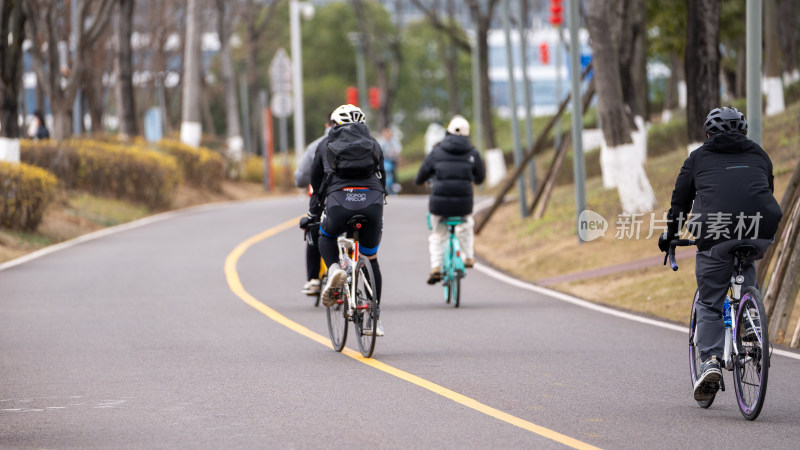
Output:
top-left (241, 155), bottom-right (265, 183)
top-left (20, 139), bottom-right (181, 209)
top-left (0, 161), bottom-right (58, 231)
top-left (155, 139), bottom-right (225, 191)
top-left (647, 117), bottom-right (688, 158)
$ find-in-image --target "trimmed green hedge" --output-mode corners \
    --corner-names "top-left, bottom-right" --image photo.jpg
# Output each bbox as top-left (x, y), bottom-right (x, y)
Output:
top-left (21, 139), bottom-right (181, 209)
top-left (0, 161), bottom-right (58, 231)
top-left (155, 139), bottom-right (225, 191)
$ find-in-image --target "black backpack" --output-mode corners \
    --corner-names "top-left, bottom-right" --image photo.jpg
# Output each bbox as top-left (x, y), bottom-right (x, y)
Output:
top-left (325, 124), bottom-right (381, 179)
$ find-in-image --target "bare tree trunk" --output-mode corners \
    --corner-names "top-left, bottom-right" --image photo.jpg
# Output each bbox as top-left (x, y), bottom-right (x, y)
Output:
top-left (663, 53), bottom-right (679, 112)
top-left (180, 0), bottom-right (203, 147)
top-left (1, 0), bottom-right (26, 140)
top-left (685, 0), bottom-right (721, 143)
top-left (585, 1), bottom-right (632, 146)
top-left (216, 0), bottom-right (243, 166)
top-left (82, 70), bottom-right (104, 133)
top-left (778, 0), bottom-right (798, 82)
top-left (24, 0), bottom-right (115, 140)
top-left (764, 0), bottom-right (785, 116)
top-left (115, 0), bottom-right (138, 138)
top-left (471, 2), bottom-right (497, 150)
top-left (735, 40), bottom-right (746, 98)
top-left (619, 0), bottom-right (647, 119)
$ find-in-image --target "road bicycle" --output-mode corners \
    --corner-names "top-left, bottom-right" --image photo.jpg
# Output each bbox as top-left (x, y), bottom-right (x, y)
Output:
top-left (302, 221), bottom-right (326, 307)
top-left (325, 215), bottom-right (380, 358)
top-left (440, 216), bottom-right (467, 308)
top-left (666, 239), bottom-right (770, 420)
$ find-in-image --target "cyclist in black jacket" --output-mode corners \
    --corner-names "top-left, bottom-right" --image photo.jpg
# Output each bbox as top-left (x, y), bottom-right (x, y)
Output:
top-left (658, 106), bottom-right (782, 402)
top-left (309, 104), bottom-right (386, 336)
top-left (415, 115), bottom-right (485, 284)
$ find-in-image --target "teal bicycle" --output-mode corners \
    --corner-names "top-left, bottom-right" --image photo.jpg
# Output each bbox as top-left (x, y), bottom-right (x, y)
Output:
top-left (429, 215), bottom-right (467, 307)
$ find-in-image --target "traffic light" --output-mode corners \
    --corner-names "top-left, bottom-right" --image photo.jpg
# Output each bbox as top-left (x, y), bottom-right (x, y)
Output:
top-left (540, 43), bottom-right (549, 65)
top-left (369, 87), bottom-right (381, 109)
top-left (549, 0), bottom-right (563, 26)
top-left (346, 86), bottom-right (359, 106)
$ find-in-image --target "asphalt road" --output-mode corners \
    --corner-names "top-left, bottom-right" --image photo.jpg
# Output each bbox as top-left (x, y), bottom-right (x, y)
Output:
top-left (2, 196), bottom-right (799, 449)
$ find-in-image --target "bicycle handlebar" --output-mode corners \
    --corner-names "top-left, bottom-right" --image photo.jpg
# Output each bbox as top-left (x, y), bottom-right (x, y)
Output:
top-left (664, 239), bottom-right (696, 271)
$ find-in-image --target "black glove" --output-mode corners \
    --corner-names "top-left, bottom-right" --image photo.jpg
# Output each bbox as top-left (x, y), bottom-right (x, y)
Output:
top-left (299, 214), bottom-right (318, 230)
top-left (658, 231), bottom-right (672, 253)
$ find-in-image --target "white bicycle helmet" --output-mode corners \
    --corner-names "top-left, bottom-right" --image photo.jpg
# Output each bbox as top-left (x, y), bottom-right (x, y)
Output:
top-left (330, 104), bottom-right (366, 125)
top-left (447, 115), bottom-right (470, 136)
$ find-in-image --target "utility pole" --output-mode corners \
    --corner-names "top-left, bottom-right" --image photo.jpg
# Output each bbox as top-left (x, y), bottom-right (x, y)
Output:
top-left (290, 0), bottom-right (313, 161)
top-left (567, 0), bottom-right (585, 242)
top-left (502, 0), bottom-right (527, 217)
top-left (746, 0), bottom-right (762, 144)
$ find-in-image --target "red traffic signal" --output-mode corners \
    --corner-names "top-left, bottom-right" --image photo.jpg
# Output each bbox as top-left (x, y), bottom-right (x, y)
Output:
top-left (540, 43), bottom-right (549, 65)
top-left (369, 87), bottom-right (381, 109)
top-left (346, 86), bottom-right (359, 106)
top-left (549, 0), bottom-right (563, 25)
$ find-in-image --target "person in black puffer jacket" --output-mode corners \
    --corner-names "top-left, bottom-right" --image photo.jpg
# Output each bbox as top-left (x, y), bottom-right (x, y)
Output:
top-left (658, 106), bottom-right (782, 403)
top-left (415, 115), bottom-right (485, 284)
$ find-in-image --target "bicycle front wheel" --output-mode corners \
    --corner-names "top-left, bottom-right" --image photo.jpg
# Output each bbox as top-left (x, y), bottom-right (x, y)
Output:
top-left (688, 290), bottom-right (715, 408)
top-left (353, 256), bottom-right (378, 358)
top-left (326, 289), bottom-right (348, 352)
top-left (733, 286), bottom-right (769, 421)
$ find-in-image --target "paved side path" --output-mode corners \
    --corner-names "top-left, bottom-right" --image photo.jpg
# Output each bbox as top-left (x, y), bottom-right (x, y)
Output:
top-left (535, 248), bottom-right (696, 285)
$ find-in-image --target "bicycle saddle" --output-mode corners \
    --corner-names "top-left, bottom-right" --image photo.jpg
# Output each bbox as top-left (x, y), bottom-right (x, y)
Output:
top-left (729, 244), bottom-right (762, 261)
top-left (347, 215), bottom-right (369, 229)
top-left (443, 217), bottom-right (466, 226)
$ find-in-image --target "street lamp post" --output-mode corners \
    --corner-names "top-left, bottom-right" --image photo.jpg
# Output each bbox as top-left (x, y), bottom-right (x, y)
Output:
top-left (290, 0), bottom-right (314, 162)
top-left (567, 0), bottom-right (586, 243)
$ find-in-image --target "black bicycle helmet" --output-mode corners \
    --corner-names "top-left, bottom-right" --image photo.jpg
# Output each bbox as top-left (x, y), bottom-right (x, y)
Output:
top-left (704, 106), bottom-right (748, 135)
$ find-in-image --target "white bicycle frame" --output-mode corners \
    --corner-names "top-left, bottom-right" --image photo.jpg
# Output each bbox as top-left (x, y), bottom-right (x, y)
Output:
top-left (336, 235), bottom-right (374, 319)
top-left (720, 272), bottom-right (761, 371)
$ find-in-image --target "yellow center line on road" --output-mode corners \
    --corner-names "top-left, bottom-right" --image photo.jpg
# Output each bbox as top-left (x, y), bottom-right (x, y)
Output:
top-left (224, 216), bottom-right (601, 450)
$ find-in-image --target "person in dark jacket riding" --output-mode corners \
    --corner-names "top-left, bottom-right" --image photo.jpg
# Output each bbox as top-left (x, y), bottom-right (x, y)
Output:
top-left (309, 104), bottom-right (387, 336)
top-left (658, 106), bottom-right (782, 403)
top-left (415, 115), bottom-right (485, 284)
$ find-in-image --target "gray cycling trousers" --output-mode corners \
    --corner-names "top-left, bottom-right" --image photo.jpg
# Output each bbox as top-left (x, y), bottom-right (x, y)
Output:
top-left (695, 239), bottom-right (771, 362)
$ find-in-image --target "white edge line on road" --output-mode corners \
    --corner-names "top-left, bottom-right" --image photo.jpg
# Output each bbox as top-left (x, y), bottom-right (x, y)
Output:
top-left (473, 262), bottom-right (800, 362)
top-left (0, 202), bottom-right (230, 273)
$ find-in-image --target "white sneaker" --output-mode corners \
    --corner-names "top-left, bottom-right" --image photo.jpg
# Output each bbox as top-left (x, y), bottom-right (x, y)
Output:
top-left (365, 319), bottom-right (384, 337)
top-left (301, 279), bottom-right (321, 296)
top-left (321, 264), bottom-right (347, 307)
top-left (375, 319), bottom-right (384, 337)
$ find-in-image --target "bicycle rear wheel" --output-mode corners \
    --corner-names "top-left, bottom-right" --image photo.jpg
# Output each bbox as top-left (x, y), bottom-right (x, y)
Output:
top-left (688, 290), bottom-right (716, 408)
top-left (733, 287), bottom-right (769, 420)
top-left (326, 289), bottom-right (348, 352)
top-left (353, 256), bottom-right (378, 358)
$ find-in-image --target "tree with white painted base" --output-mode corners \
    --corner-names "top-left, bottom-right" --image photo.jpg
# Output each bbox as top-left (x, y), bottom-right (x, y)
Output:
top-left (586, 0), bottom-right (656, 214)
top-left (180, 0), bottom-right (203, 148)
top-left (0, 0), bottom-right (26, 162)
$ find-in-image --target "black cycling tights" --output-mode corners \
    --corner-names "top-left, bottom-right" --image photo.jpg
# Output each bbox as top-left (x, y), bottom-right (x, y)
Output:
top-left (319, 235), bottom-right (382, 303)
